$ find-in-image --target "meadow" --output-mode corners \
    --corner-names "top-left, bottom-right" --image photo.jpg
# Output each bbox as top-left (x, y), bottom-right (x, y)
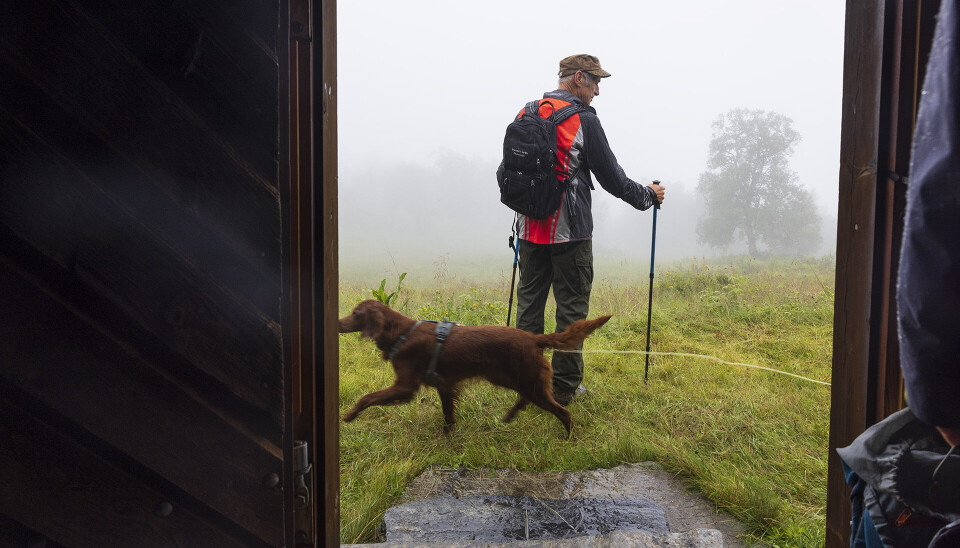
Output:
top-left (338, 255), bottom-right (835, 547)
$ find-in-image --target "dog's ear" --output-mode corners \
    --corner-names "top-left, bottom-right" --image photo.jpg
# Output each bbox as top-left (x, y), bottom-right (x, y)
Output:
top-left (360, 306), bottom-right (384, 340)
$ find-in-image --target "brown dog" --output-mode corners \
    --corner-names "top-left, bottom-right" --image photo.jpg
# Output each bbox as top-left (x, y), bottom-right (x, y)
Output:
top-left (339, 299), bottom-right (611, 437)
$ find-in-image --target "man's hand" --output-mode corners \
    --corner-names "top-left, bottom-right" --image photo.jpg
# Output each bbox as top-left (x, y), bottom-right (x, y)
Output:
top-left (647, 182), bottom-right (665, 204)
top-left (938, 426), bottom-right (960, 446)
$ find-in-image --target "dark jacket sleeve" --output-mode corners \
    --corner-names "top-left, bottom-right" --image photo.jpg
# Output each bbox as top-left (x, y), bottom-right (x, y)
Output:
top-left (579, 111), bottom-right (656, 211)
top-left (897, 0), bottom-right (960, 429)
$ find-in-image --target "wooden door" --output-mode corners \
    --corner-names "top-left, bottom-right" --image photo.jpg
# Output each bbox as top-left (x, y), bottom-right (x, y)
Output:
top-left (0, 1), bottom-right (325, 545)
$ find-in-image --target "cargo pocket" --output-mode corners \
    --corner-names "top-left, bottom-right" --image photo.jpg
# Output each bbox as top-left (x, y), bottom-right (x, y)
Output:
top-left (575, 240), bottom-right (594, 296)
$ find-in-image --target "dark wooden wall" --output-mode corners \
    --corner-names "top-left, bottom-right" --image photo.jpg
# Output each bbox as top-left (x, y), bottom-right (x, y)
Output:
top-left (825, 1), bottom-right (939, 546)
top-left (0, 1), bottom-right (287, 545)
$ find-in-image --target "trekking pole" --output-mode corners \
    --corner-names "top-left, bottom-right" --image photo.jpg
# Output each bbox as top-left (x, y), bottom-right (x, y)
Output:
top-left (644, 181), bottom-right (662, 383)
top-left (506, 234), bottom-right (519, 326)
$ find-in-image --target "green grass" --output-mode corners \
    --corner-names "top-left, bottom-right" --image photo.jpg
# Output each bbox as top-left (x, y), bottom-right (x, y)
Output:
top-left (338, 256), bottom-right (834, 547)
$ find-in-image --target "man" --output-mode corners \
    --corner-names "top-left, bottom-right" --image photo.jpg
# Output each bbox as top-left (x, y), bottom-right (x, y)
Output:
top-left (514, 54), bottom-right (665, 406)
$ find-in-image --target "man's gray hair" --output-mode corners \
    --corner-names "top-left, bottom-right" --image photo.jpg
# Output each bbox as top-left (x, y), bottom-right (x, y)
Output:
top-left (558, 71), bottom-right (598, 87)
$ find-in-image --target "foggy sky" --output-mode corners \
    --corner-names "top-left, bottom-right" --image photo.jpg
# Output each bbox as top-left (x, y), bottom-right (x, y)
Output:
top-left (337, 1), bottom-right (845, 281)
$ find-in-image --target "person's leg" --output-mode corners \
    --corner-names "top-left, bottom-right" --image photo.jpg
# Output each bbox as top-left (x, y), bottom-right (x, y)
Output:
top-left (550, 240), bottom-right (593, 402)
top-left (515, 240), bottom-right (552, 335)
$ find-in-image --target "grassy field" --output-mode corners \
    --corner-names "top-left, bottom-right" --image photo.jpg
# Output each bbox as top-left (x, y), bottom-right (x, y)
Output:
top-left (338, 256), bottom-right (835, 547)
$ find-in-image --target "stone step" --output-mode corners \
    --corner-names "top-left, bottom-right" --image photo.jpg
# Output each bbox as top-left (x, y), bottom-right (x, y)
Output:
top-left (343, 463), bottom-right (744, 548)
top-left (346, 528), bottom-right (724, 547)
top-left (383, 494), bottom-right (668, 543)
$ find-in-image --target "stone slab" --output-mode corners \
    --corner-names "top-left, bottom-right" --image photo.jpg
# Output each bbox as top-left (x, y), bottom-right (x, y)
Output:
top-left (395, 463), bottom-right (747, 546)
top-left (343, 463), bottom-right (747, 547)
top-left (347, 527), bottom-right (725, 547)
top-left (383, 494), bottom-right (668, 543)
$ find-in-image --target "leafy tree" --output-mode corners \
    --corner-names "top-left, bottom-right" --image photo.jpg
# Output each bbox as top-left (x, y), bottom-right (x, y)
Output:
top-left (696, 109), bottom-right (822, 257)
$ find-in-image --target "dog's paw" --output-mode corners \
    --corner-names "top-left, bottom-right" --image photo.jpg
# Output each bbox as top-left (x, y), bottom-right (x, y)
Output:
top-left (341, 412), bottom-right (357, 422)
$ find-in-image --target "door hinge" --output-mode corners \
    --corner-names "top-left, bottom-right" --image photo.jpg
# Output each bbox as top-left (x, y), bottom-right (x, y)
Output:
top-left (293, 440), bottom-right (314, 544)
top-left (291, 0), bottom-right (312, 41)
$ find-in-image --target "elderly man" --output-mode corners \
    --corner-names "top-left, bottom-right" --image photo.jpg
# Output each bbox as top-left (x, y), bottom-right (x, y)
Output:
top-left (513, 54), bottom-right (665, 406)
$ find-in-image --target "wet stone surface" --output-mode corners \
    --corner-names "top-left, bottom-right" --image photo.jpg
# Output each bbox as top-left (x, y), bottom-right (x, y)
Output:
top-left (383, 494), bottom-right (668, 543)
top-left (346, 463), bottom-right (743, 547)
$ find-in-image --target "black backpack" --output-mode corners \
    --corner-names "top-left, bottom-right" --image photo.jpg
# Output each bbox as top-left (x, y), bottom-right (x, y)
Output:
top-left (497, 99), bottom-right (584, 219)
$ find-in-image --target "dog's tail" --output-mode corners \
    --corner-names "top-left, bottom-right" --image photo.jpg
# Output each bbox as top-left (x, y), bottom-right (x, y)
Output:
top-left (533, 315), bottom-right (612, 350)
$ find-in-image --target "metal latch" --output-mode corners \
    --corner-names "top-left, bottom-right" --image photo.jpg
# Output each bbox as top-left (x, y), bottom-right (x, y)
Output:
top-left (293, 440), bottom-right (313, 544)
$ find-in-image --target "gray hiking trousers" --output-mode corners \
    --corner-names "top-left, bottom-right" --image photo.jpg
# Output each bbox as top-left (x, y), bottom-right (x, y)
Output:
top-left (515, 239), bottom-right (593, 396)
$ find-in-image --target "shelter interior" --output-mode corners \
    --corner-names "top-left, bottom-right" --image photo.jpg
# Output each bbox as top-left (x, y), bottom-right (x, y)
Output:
top-left (0, 1), bottom-right (942, 546)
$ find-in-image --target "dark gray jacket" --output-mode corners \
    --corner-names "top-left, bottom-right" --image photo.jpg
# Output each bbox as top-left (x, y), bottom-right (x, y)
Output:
top-left (516, 90), bottom-right (657, 244)
top-left (838, 408), bottom-right (959, 547)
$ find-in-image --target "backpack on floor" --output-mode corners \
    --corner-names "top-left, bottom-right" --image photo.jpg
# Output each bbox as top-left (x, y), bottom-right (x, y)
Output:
top-left (496, 100), bottom-right (584, 219)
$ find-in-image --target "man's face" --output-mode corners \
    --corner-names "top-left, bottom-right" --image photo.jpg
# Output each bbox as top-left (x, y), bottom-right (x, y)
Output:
top-left (575, 71), bottom-right (600, 105)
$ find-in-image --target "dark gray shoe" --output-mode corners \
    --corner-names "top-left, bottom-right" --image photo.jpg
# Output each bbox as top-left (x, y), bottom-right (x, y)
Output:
top-left (555, 385), bottom-right (587, 407)
top-left (554, 390), bottom-right (574, 407)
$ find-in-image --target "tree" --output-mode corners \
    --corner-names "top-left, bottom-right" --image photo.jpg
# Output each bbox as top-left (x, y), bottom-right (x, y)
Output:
top-left (696, 109), bottom-right (822, 257)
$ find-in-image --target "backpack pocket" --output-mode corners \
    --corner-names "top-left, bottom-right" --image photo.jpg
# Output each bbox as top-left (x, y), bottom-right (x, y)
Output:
top-left (498, 167), bottom-right (561, 219)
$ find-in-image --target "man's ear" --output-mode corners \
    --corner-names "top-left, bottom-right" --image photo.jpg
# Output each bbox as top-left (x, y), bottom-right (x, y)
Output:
top-left (360, 307), bottom-right (384, 340)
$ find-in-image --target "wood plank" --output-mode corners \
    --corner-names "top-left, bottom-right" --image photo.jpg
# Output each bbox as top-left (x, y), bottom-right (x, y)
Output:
top-left (68, 0), bottom-right (279, 180)
top-left (278, 0), bottom-right (297, 542)
top-left (0, 115), bottom-right (283, 420)
top-left (874, 0), bottom-right (916, 419)
top-left (0, 263), bottom-right (283, 544)
top-left (0, 220), bottom-right (282, 443)
top-left (825, 2), bottom-right (885, 546)
top-left (0, 0), bottom-right (281, 269)
top-left (0, 398), bottom-right (258, 548)
top-left (0, 514), bottom-right (69, 548)
top-left (0, 71), bottom-right (280, 320)
top-left (317, 1), bottom-right (341, 545)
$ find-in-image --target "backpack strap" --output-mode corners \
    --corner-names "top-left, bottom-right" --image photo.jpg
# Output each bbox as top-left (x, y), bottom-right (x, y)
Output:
top-left (524, 99), bottom-right (588, 187)
top-left (525, 99), bottom-right (543, 116)
top-left (528, 99), bottom-right (584, 122)
top-left (545, 101), bottom-right (587, 184)
top-left (552, 102), bottom-right (584, 123)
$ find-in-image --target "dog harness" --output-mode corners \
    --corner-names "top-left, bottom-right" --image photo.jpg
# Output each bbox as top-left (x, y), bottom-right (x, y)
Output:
top-left (387, 321), bottom-right (422, 362)
top-left (386, 319), bottom-right (457, 387)
top-left (425, 320), bottom-right (455, 387)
